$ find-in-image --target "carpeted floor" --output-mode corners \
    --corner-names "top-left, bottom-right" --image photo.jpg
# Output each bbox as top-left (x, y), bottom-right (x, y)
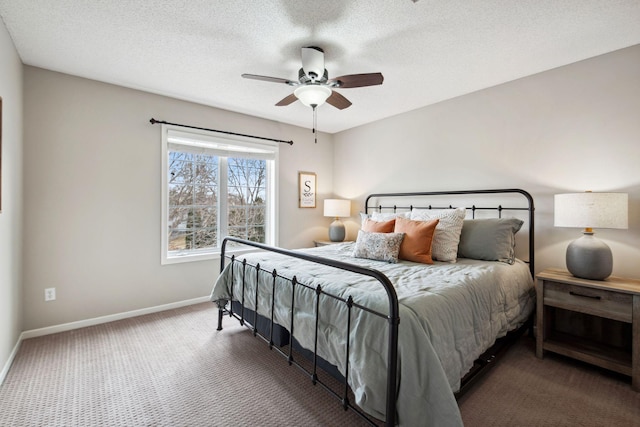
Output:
top-left (457, 336), bottom-right (640, 426)
top-left (1, 303), bottom-right (639, 426)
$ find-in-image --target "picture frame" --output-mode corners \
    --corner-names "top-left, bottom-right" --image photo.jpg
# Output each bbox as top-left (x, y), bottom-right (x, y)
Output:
top-left (298, 171), bottom-right (316, 208)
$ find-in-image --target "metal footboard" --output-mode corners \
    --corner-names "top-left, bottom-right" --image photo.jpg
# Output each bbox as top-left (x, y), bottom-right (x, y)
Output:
top-left (216, 237), bottom-right (399, 426)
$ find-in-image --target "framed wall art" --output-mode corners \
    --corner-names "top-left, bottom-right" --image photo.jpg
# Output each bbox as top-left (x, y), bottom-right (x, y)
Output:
top-left (298, 171), bottom-right (316, 208)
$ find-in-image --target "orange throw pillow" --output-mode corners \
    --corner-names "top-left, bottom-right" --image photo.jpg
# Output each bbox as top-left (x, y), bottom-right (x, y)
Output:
top-left (394, 216), bottom-right (439, 264)
top-left (362, 218), bottom-right (396, 233)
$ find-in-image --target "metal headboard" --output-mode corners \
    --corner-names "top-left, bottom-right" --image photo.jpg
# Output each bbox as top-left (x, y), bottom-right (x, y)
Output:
top-left (364, 188), bottom-right (535, 277)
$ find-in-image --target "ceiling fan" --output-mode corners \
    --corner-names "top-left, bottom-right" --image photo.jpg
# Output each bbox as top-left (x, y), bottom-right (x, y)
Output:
top-left (242, 46), bottom-right (384, 111)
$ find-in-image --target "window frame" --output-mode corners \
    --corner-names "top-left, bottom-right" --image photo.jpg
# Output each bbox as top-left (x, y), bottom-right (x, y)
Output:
top-left (160, 124), bottom-right (278, 265)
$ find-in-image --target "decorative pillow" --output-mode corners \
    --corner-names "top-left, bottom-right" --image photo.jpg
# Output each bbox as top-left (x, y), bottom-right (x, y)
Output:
top-left (457, 218), bottom-right (524, 264)
top-left (394, 217), bottom-right (439, 264)
top-left (362, 218), bottom-right (396, 233)
top-left (359, 212), bottom-right (370, 226)
top-left (370, 211), bottom-right (411, 221)
top-left (352, 230), bottom-right (405, 263)
top-left (410, 208), bottom-right (466, 262)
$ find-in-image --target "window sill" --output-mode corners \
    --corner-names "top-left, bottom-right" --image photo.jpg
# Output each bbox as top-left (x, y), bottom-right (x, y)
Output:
top-left (161, 247), bottom-right (259, 265)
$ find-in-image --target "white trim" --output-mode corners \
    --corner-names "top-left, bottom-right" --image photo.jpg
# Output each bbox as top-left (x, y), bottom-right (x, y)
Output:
top-left (160, 246), bottom-right (259, 265)
top-left (161, 251), bottom-right (220, 265)
top-left (0, 335), bottom-right (23, 386)
top-left (161, 125), bottom-right (171, 264)
top-left (21, 296), bottom-right (211, 339)
top-left (267, 157), bottom-right (278, 246)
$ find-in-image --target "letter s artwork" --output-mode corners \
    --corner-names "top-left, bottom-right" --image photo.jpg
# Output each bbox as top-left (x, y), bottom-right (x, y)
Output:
top-left (299, 172), bottom-right (316, 208)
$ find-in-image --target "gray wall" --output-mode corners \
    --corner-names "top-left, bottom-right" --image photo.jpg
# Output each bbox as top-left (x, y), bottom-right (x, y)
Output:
top-left (334, 45), bottom-right (640, 278)
top-left (0, 20), bottom-right (24, 376)
top-left (22, 67), bottom-right (335, 330)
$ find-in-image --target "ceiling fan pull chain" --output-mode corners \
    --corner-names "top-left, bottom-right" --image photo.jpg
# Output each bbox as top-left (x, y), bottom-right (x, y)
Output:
top-left (312, 105), bottom-right (318, 144)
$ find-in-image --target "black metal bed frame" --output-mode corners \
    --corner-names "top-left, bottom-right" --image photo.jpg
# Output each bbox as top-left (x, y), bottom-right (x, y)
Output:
top-left (215, 188), bottom-right (535, 426)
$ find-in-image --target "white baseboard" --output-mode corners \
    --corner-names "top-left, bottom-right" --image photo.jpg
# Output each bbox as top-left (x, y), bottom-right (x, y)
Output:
top-left (0, 296), bottom-right (211, 385)
top-left (21, 296), bottom-right (211, 339)
top-left (0, 335), bottom-right (23, 386)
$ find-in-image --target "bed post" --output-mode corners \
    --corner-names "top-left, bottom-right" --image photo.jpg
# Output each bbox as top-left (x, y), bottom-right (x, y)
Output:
top-left (216, 299), bottom-right (227, 331)
top-left (216, 239), bottom-right (232, 331)
top-left (386, 307), bottom-right (399, 427)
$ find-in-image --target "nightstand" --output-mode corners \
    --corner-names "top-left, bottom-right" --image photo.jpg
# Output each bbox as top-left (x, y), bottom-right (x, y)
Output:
top-left (536, 268), bottom-right (640, 391)
top-left (313, 240), bottom-right (351, 247)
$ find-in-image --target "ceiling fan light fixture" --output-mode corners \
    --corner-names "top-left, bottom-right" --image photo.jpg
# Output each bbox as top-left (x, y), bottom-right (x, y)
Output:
top-left (294, 85), bottom-right (332, 108)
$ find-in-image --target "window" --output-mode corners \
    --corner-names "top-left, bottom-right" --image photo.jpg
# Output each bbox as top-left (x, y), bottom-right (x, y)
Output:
top-left (161, 125), bottom-right (278, 264)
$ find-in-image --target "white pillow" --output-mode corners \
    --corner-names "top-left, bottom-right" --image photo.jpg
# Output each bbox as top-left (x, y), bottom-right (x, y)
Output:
top-left (359, 212), bottom-right (370, 226)
top-left (370, 211), bottom-right (410, 221)
top-left (360, 211), bottom-right (410, 229)
top-left (410, 208), bottom-right (466, 262)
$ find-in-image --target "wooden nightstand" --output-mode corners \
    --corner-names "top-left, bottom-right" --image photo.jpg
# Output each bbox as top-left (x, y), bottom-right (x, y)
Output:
top-left (313, 240), bottom-right (352, 247)
top-left (536, 268), bottom-right (640, 391)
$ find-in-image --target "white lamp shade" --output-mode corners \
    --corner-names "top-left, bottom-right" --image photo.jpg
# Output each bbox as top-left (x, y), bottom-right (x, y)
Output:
top-left (294, 85), bottom-right (332, 107)
top-left (554, 192), bottom-right (628, 229)
top-left (324, 199), bottom-right (351, 218)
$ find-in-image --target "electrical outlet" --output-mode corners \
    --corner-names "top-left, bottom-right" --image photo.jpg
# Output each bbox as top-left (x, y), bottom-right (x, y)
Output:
top-left (44, 287), bottom-right (56, 302)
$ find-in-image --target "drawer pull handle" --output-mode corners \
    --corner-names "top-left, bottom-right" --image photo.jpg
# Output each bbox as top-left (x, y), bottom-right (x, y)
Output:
top-left (569, 291), bottom-right (601, 300)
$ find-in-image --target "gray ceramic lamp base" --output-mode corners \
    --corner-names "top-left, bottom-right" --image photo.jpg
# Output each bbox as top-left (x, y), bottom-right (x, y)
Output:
top-left (328, 219), bottom-right (346, 242)
top-left (566, 233), bottom-right (613, 281)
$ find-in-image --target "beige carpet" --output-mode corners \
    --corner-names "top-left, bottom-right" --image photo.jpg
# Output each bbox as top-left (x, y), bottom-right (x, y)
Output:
top-left (1, 303), bottom-right (639, 426)
top-left (458, 336), bottom-right (640, 426)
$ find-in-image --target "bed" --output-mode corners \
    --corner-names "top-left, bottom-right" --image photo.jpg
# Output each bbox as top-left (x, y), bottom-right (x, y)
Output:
top-left (210, 189), bottom-right (536, 426)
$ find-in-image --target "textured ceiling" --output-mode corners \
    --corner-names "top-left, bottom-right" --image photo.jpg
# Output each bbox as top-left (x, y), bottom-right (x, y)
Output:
top-left (1, 1), bottom-right (639, 133)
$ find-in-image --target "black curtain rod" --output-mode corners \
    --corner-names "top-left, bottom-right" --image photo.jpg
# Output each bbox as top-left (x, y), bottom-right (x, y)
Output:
top-left (149, 118), bottom-right (294, 145)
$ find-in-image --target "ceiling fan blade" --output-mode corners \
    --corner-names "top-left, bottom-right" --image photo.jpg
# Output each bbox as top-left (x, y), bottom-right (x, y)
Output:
top-left (242, 74), bottom-right (296, 85)
top-left (275, 93), bottom-right (298, 106)
top-left (328, 72), bottom-right (384, 88)
top-left (325, 91), bottom-right (352, 110)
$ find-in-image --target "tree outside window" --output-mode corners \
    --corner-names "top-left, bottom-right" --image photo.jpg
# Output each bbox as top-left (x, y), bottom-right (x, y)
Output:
top-left (162, 126), bottom-right (277, 264)
top-left (168, 152), bottom-right (267, 254)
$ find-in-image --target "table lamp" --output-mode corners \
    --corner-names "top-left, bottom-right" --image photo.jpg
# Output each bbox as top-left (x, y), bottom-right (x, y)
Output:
top-left (554, 192), bottom-right (628, 280)
top-left (324, 199), bottom-right (351, 242)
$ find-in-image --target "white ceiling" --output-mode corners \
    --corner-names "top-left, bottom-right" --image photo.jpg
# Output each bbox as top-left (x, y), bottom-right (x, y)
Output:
top-left (1, 1), bottom-right (639, 134)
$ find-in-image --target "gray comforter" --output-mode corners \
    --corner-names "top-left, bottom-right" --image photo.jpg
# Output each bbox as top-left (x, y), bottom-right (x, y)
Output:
top-left (210, 242), bottom-right (535, 426)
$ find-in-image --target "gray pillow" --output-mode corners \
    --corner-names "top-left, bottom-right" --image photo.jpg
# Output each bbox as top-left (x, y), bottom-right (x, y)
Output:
top-left (353, 230), bottom-right (405, 263)
top-left (457, 218), bottom-right (524, 264)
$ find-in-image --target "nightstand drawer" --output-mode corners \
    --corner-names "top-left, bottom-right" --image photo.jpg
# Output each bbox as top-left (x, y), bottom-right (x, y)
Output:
top-left (544, 282), bottom-right (633, 323)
